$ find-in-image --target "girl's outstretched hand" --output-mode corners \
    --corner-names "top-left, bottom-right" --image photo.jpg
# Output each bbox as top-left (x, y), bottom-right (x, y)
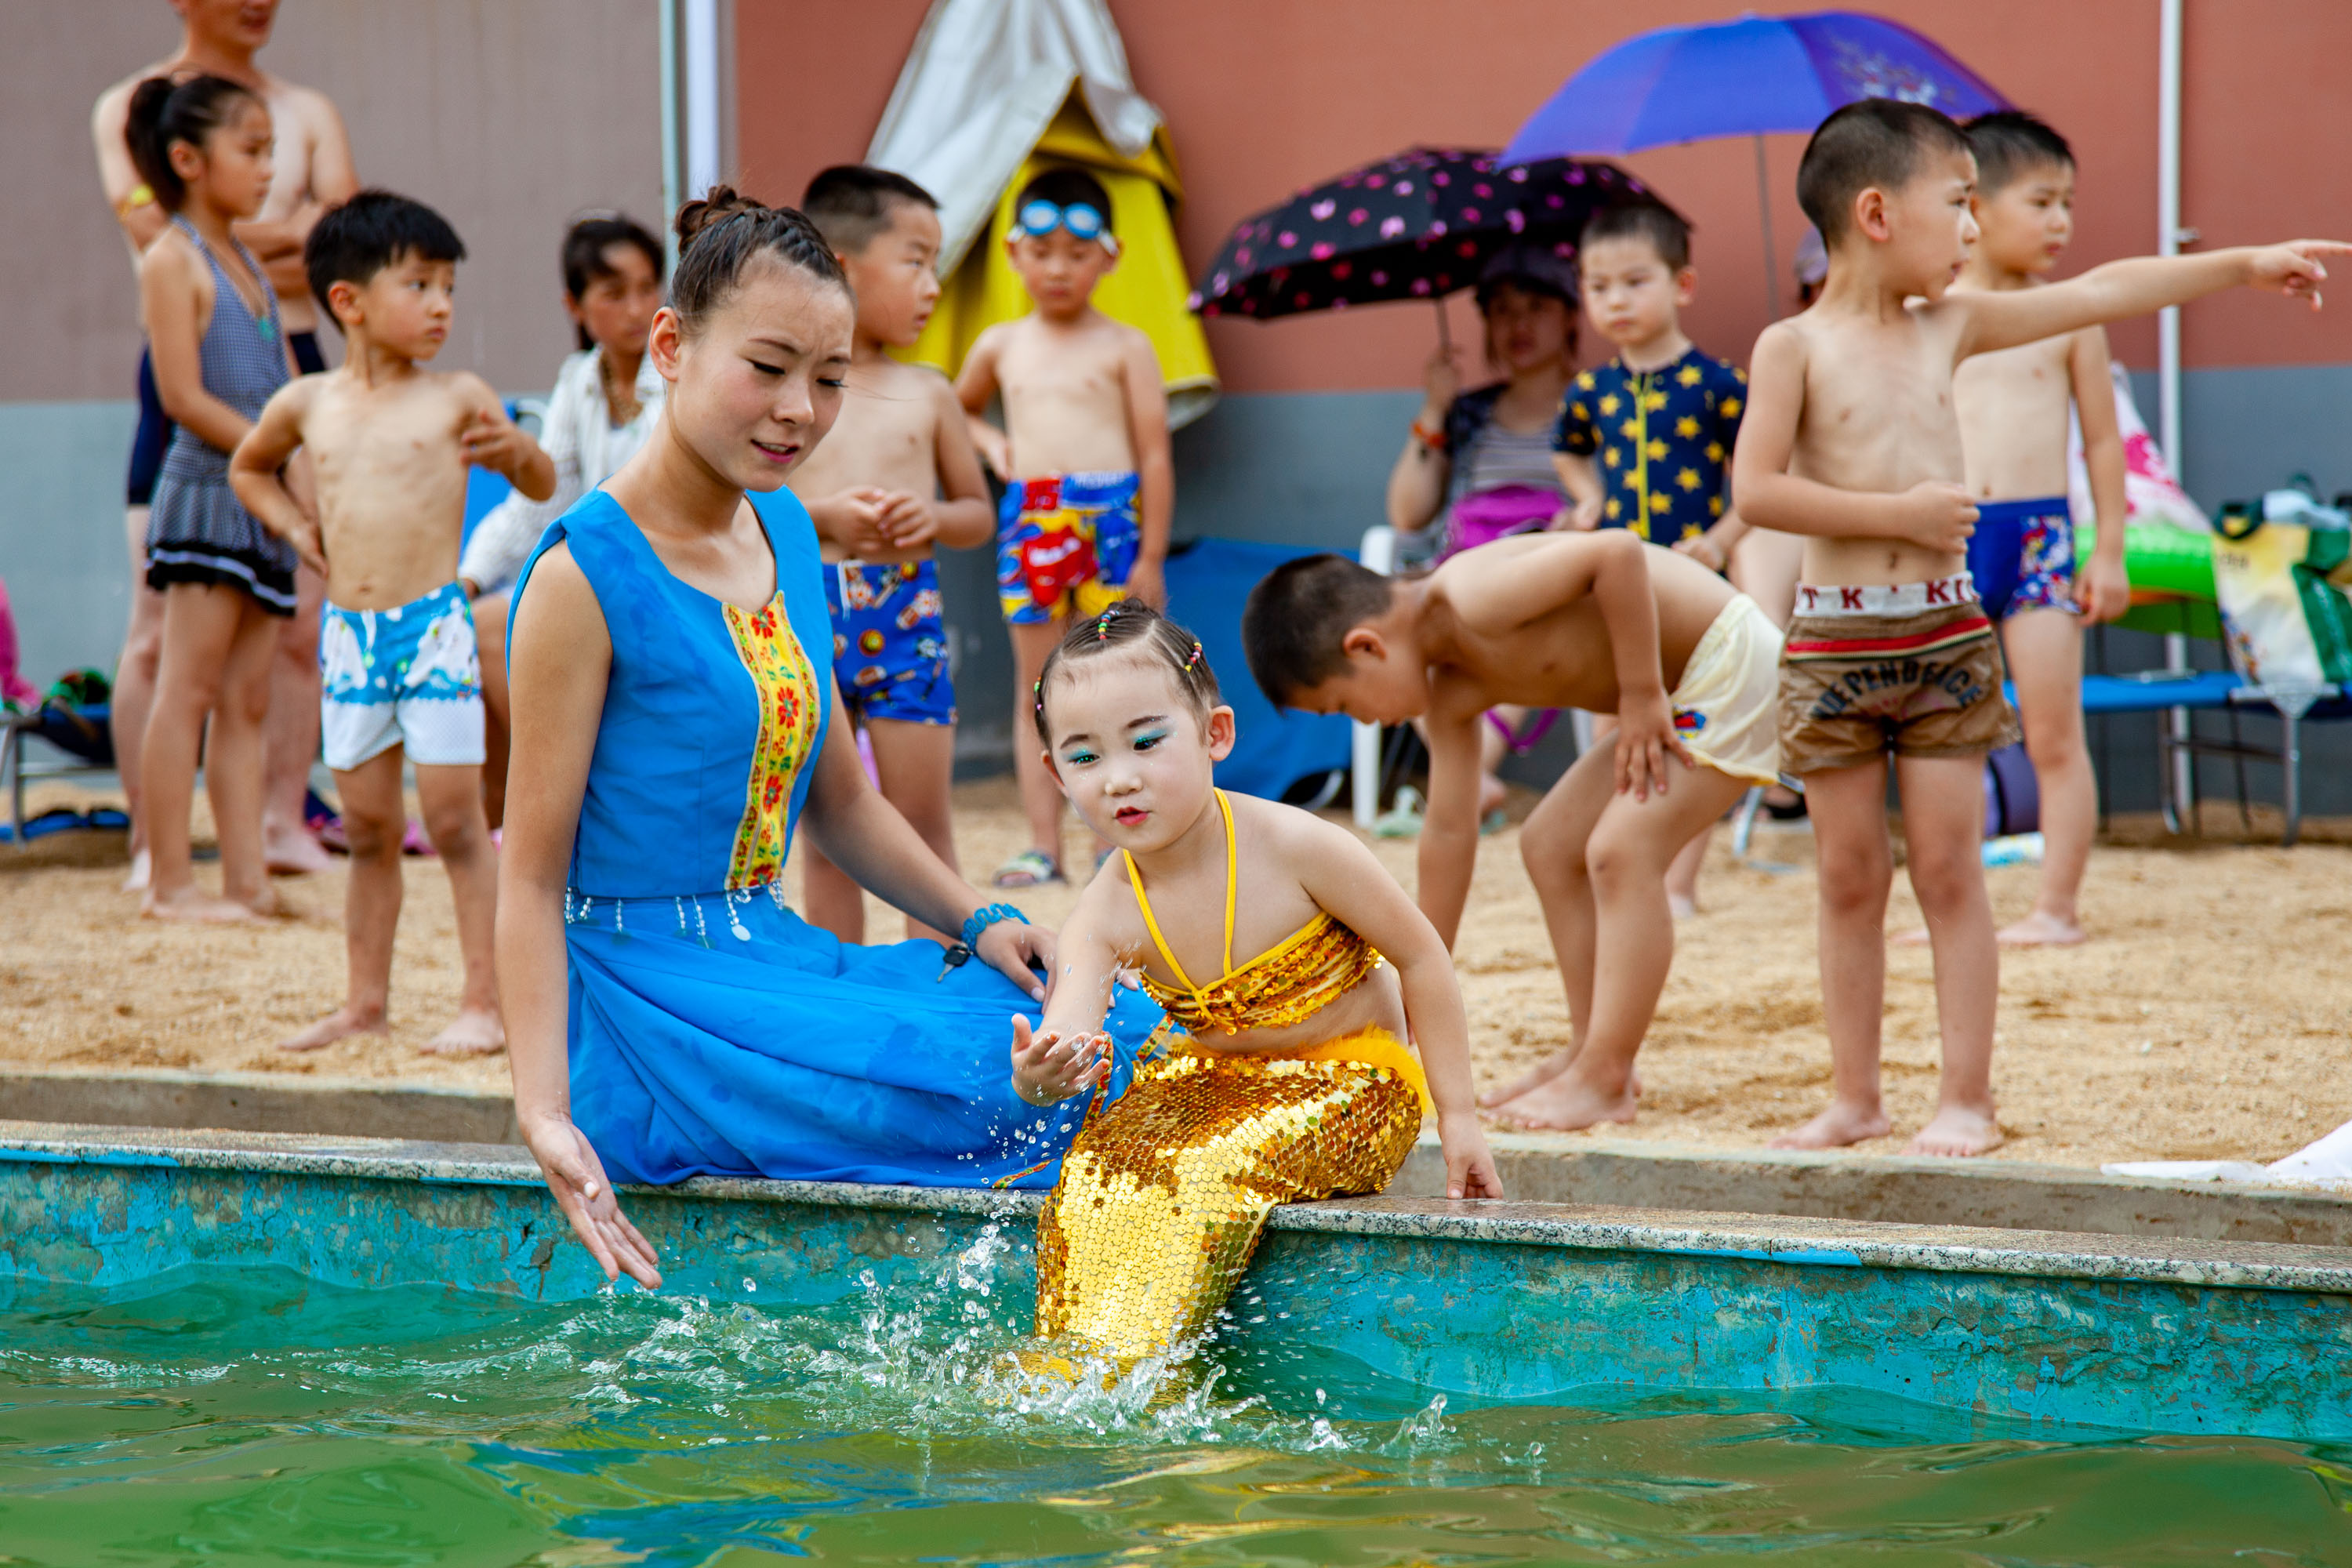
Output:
top-left (520, 1111), bottom-right (662, 1290)
top-left (1438, 1112), bottom-right (1505, 1200)
top-left (1011, 1015), bottom-right (1105, 1106)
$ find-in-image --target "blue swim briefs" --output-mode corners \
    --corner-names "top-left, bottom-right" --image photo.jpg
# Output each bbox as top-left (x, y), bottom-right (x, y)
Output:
top-left (824, 557), bottom-right (955, 727)
top-left (1967, 496), bottom-right (2077, 621)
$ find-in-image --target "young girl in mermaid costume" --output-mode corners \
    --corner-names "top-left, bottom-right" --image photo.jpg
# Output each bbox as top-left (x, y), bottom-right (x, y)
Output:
top-left (1012, 603), bottom-right (1502, 1362)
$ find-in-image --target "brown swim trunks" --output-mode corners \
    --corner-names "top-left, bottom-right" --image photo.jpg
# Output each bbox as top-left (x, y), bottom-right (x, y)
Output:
top-left (1777, 575), bottom-right (2021, 775)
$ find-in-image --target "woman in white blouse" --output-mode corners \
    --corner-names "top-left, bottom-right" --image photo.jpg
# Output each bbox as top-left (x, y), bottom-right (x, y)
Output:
top-left (460, 215), bottom-right (665, 825)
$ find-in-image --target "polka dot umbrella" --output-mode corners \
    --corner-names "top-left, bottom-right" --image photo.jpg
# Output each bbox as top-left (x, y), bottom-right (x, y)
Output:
top-left (1189, 147), bottom-right (1663, 325)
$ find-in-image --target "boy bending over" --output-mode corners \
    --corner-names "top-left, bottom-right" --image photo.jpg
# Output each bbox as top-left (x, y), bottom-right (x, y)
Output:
top-left (1244, 533), bottom-right (1784, 1131)
top-left (956, 165), bottom-right (1173, 889)
top-left (790, 165), bottom-right (994, 944)
top-left (233, 191), bottom-right (553, 1054)
top-left (1733, 100), bottom-right (2340, 1155)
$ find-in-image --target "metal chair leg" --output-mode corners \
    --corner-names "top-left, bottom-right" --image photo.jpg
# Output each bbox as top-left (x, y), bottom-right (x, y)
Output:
top-left (2283, 709), bottom-right (2303, 848)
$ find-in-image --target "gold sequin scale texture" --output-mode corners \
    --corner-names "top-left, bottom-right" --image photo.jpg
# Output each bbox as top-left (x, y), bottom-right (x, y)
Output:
top-left (1036, 1047), bottom-right (1422, 1362)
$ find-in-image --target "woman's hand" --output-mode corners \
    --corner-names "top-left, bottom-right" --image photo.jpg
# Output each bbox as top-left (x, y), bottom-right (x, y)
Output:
top-left (1438, 1109), bottom-right (1504, 1200)
top-left (520, 1109), bottom-right (662, 1289)
top-left (1011, 1016), bottom-right (1106, 1105)
top-left (1420, 342), bottom-right (1463, 423)
top-left (976, 916), bottom-right (1053, 1001)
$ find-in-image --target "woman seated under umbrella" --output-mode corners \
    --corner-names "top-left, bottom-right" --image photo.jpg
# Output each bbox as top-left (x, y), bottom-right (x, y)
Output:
top-left (1384, 244), bottom-right (1581, 820)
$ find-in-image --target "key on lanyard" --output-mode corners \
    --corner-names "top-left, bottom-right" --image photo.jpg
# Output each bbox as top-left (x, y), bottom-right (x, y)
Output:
top-left (936, 941), bottom-right (972, 983)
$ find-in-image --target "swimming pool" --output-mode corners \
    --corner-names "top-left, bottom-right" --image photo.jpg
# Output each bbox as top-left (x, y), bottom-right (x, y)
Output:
top-left (5, 1126), bottom-right (2351, 1563)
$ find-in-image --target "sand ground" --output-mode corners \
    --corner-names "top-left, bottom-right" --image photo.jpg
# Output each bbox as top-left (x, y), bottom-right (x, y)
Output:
top-left (4, 775), bottom-right (2347, 1168)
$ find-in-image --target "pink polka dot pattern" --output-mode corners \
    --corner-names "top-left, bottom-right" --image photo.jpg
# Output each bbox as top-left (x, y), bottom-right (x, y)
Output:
top-left (1190, 147), bottom-right (1661, 322)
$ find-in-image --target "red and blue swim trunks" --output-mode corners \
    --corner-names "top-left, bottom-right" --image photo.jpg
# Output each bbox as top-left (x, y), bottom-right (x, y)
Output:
top-left (823, 558), bottom-right (954, 727)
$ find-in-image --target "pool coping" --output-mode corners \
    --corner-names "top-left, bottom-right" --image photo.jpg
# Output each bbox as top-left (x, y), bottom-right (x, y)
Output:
top-left (9, 1066), bottom-right (2352, 1248)
top-left (9, 1119), bottom-right (2352, 1298)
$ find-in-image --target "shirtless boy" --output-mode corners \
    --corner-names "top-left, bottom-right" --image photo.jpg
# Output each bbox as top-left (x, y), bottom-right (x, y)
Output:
top-left (96, 0), bottom-right (360, 883)
top-left (956, 165), bottom-right (1174, 887)
top-left (1243, 532), bottom-right (1784, 1131)
top-left (232, 191), bottom-right (554, 1055)
top-left (1732, 99), bottom-right (2343, 1155)
top-left (791, 165), bottom-right (994, 943)
top-left (1921, 111), bottom-right (2129, 949)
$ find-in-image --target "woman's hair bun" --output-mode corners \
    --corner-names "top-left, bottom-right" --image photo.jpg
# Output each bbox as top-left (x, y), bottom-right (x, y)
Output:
top-left (673, 184), bottom-right (768, 251)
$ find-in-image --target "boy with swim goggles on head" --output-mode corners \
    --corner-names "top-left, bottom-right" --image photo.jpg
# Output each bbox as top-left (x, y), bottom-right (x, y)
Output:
top-left (957, 165), bottom-right (1172, 891)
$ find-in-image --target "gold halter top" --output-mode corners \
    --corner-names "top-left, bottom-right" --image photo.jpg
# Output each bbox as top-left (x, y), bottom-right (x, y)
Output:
top-left (1123, 790), bottom-right (1383, 1036)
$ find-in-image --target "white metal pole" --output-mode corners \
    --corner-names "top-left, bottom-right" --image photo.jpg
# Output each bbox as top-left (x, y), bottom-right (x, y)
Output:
top-left (658, 0), bottom-right (680, 273)
top-left (2158, 0), bottom-right (2193, 822)
top-left (2157, 0), bottom-right (2185, 469)
top-left (682, 0), bottom-right (722, 203)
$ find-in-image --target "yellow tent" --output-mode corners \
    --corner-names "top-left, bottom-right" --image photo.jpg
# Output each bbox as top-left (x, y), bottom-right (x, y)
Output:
top-left (897, 94), bottom-right (1219, 430)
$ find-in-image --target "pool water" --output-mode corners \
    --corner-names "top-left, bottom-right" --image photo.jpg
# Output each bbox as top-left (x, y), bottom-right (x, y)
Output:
top-left (2, 1253), bottom-right (2347, 1566)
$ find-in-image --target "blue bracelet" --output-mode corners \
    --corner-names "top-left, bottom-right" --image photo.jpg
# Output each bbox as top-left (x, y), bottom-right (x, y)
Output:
top-left (960, 902), bottom-right (1030, 951)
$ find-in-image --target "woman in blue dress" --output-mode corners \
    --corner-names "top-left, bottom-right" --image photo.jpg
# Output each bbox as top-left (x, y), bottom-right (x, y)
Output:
top-left (499, 191), bottom-right (1156, 1289)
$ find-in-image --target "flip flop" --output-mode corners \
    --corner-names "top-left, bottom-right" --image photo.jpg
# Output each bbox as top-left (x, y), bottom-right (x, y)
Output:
top-left (402, 818), bottom-right (437, 858)
top-left (992, 849), bottom-right (1062, 889)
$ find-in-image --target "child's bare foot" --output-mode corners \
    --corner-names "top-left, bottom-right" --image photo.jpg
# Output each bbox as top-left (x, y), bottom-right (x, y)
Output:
top-left (1904, 1104), bottom-right (2004, 1157)
top-left (263, 822), bottom-right (333, 876)
top-left (141, 885), bottom-right (260, 924)
top-left (122, 848), bottom-right (151, 892)
top-left (1492, 1066), bottom-right (1638, 1132)
top-left (1769, 1099), bottom-right (1893, 1149)
top-left (1888, 925), bottom-right (1932, 947)
top-left (423, 1007), bottom-right (506, 1056)
top-left (1996, 910), bottom-right (2085, 947)
top-left (281, 1005), bottom-right (388, 1052)
top-left (236, 884), bottom-right (291, 919)
top-left (1479, 1049), bottom-right (1573, 1108)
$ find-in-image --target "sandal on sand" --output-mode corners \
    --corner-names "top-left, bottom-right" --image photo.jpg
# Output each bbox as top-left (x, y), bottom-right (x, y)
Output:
top-left (992, 849), bottom-right (1062, 889)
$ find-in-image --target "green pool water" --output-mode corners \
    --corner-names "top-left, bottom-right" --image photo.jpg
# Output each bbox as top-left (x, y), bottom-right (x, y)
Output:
top-left (2, 1258), bottom-right (2346, 1566)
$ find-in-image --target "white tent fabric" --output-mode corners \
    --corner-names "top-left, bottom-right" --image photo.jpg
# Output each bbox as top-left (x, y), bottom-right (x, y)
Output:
top-left (867, 0), bottom-right (1165, 274)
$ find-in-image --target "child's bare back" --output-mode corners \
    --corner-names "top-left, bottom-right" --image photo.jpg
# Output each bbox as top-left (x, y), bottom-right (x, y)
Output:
top-left (280, 365), bottom-right (514, 608)
top-left (1420, 533), bottom-right (1736, 720)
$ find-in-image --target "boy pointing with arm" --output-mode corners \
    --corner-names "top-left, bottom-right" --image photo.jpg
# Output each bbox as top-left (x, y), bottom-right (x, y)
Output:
top-left (1733, 99), bottom-right (2343, 1156)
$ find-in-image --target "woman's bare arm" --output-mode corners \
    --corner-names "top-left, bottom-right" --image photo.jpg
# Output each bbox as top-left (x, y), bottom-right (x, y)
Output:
top-left (798, 687), bottom-right (1053, 996)
top-left (497, 546), bottom-right (662, 1289)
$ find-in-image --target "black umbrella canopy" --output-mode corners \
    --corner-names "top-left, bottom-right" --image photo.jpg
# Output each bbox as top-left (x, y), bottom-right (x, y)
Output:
top-left (1190, 146), bottom-right (1663, 321)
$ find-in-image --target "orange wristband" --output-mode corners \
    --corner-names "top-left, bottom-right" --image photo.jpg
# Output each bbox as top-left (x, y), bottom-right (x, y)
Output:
top-left (1410, 419), bottom-right (1444, 452)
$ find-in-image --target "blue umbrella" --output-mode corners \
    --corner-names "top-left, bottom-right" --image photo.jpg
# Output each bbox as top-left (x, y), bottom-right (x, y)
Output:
top-left (1502, 11), bottom-right (2009, 316)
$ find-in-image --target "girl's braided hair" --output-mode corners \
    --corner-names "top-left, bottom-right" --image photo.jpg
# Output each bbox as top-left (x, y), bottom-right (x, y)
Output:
top-left (670, 183), bottom-right (850, 336)
top-left (1032, 600), bottom-right (1220, 747)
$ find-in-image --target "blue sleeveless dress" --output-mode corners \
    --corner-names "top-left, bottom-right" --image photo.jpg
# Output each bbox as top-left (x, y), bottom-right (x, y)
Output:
top-left (511, 487), bottom-right (1157, 1188)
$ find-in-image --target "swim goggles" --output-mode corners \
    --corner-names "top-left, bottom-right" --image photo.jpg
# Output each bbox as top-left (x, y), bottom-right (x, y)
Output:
top-left (1014, 199), bottom-right (1119, 256)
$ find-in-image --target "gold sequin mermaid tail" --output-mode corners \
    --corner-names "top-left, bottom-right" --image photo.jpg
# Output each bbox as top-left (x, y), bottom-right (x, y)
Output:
top-left (1034, 1026), bottom-right (1427, 1363)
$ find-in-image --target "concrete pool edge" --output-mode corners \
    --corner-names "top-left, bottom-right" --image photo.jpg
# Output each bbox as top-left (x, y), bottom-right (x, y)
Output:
top-left (10, 1069), bottom-right (2352, 1246)
top-left (8, 1120), bottom-right (2352, 1298)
